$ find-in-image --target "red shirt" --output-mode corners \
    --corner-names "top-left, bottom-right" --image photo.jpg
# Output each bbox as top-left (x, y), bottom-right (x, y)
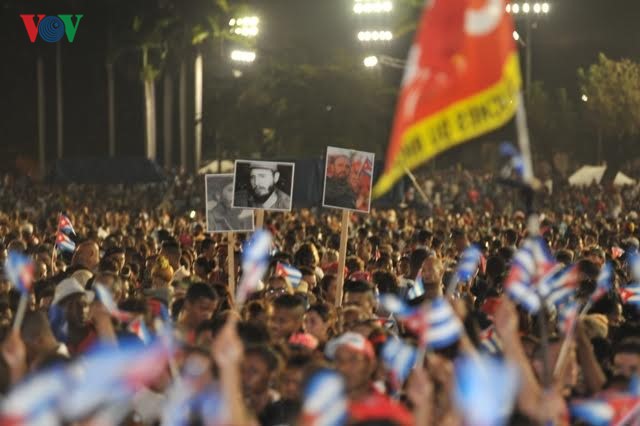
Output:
top-left (349, 388), bottom-right (414, 426)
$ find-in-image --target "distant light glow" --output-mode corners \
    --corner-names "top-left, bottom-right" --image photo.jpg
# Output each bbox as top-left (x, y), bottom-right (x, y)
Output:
top-left (363, 55), bottom-right (379, 67)
top-left (230, 50), bottom-right (256, 63)
top-left (357, 30), bottom-right (393, 42)
top-left (189, 210), bottom-right (196, 219)
top-left (582, 94), bottom-right (588, 102)
top-left (522, 3), bottom-right (530, 13)
top-left (541, 2), bottom-right (550, 13)
top-left (533, 3), bottom-right (541, 13)
top-left (353, 1), bottom-right (393, 14)
top-left (229, 15), bottom-right (259, 38)
top-left (512, 3), bottom-right (520, 13)
top-left (512, 31), bottom-right (520, 41)
top-left (506, 4), bottom-right (511, 13)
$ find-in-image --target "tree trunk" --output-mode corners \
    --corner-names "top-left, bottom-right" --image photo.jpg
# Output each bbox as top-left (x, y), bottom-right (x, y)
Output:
top-left (179, 60), bottom-right (188, 173)
top-left (163, 72), bottom-right (173, 169)
top-left (107, 62), bottom-right (116, 157)
top-left (194, 52), bottom-right (203, 174)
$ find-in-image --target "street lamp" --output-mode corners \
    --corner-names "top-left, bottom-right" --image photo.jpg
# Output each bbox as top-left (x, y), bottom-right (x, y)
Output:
top-left (230, 50), bottom-right (256, 63)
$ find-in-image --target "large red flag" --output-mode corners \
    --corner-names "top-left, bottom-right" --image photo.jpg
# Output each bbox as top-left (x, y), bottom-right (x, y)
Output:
top-left (373, 0), bottom-right (521, 197)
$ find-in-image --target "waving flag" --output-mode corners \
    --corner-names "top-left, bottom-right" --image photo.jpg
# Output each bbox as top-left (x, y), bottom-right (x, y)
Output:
top-left (237, 230), bottom-right (273, 305)
top-left (58, 214), bottom-right (76, 236)
top-left (4, 251), bottom-right (34, 295)
top-left (539, 265), bottom-right (579, 308)
top-left (455, 245), bottom-right (482, 283)
top-left (407, 269), bottom-right (426, 300)
top-left (276, 262), bottom-right (303, 288)
top-left (48, 304), bottom-right (69, 343)
top-left (612, 246), bottom-right (625, 260)
top-left (570, 400), bottom-right (614, 426)
top-left (504, 256), bottom-right (540, 313)
top-left (381, 337), bottom-right (418, 390)
top-left (454, 354), bottom-right (519, 426)
top-left (592, 262), bottom-right (613, 302)
top-left (55, 231), bottom-right (76, 253)
top-left (479, 326), bottom-right (502, 355)
top-left (372, 0), bottom-right (521, 197)
top-left (499, 143), bottom-right (524, 178)
top-left (127, 318), bottom-right (151, 345)
top-left (301, 369), bottom-right (348, 426)
top-left (94, 283), bottom-right (134, 322)
top-left (619, 284), bottom-right (640, 308)
top-left (427, 297), bottom-right (463, 349)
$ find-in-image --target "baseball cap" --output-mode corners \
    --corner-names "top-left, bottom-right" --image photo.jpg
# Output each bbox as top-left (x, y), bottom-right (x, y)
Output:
top-left (325, 332), bottom-right (375, 360)
top-left (52, 277), bottom-right (95, 306)
top-left (248, 161), bottom-right (278, 172)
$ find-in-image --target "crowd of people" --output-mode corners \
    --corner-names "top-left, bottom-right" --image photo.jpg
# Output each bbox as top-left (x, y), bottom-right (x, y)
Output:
top-left (0, 169), bottom-right (640, 425)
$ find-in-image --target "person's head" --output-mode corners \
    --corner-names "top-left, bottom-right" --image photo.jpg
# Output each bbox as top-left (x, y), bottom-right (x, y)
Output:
top-left (409, 248), bottom-right (429, 278)
top-left (104, 246), bottom-right (126, 273)
top-left (182, 283), bottom-right (218, 330)
top-left (265, 275), bottom-right (294, 302)
top-left (243, 300), bottom-right (272, 324)
top-left (299, 266), bottom-right (317, 290)
top-left (242, 345), bottom-right (281, 396)
top-left (343, 280), bottom-right (376, 316)
top-left (613, 338), bottom-right (640, 379)
top-left (53, 277), bottom-right (93, 327)
top-left (219, 182), bottom-right (234, 208)
top-left (325, 332), bottom-right (376, 397)
top-left (294, 243), bottom-right (320, 269)
top-left (194, 257), bottom-right (214, 282)
top-left (200, 238), bottom-right (215, 260)
top-left (371, 271), bottom-right (399, 295)
top-left (72, 241), bottom-right (100, 271)
top-left (420, 254), bottom-right (444, 300)
top-left (151, 256), bottom-right (174, 289)
top-left (303, 302), bottom-right (335, 344)
top-left (332, 155), bottom-right (351, 179)
top-left (21, 310), bottom-right (59, 365)
top-left (318, 274), bottom-right (338, 304)
top-left (340, 306), bottom-right (369, 332)
top-left (279, 354), bottom-right (312, 401)
top-left (249, 162), bottom-right (280, 202)
top-left (357, 239), bottom-right (373, 264)
top-left (269, 294), bottom-right (306, 341)
top-left (503, 229), bottom-right (518, 247)
top-left (159, 240), bottom-right (181, 271)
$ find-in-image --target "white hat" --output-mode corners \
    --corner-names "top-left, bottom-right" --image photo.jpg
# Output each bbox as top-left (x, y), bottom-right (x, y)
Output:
top-left (52, 277), bottom-right (95, 306)
top-left (71, 269), bottom-right (93, 288)
top-left (325, 332), bottom-right (375, 360)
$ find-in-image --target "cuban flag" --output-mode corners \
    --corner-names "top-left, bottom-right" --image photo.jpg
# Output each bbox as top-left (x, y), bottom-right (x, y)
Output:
top-left (558, 300), bottom-right (580, 335)
top-left (499, 143), bottom-right (525, 178)
top-left (301, 369), bottom-right (348, 426)
top-left (48, 303), bottom-right (69, 343)
top-left (479, 326), bottom-right (502, 355)
top-left (56, 231), bottom-right (76, 253)
top-left (619, 284), bottom-right (640, 307)
top-left (570, 400), bottom-right (614, 426)
top-left (504, 257), bottom-right (541, 314)
top-left (4, 251), bottom-right (34, 295)
top-left (237, 230), bottom-right (273, 305)
top-left (381, 337), bottom-right (417, 390)
top-left (276, 262), bottom-right (303, 288)
top-left (58, 214), bottom-right (76, 236)
top-left (407, 269), bottom-right (425, 300)
top-left (379, 294), bottom-right (429, 345)
top-left (591, 262), bottom-right (613, 303)
top-left (627, 251), bottom-right (640, 282)
top-left (455, 245), bottom-right (482, 283)
top-left (539, 264), bottom-right (580, 308)
top-left (427, 298), bottom-right (463, 350)
top-left (454, 354), bottom-right (520, 426)
top-left (127, 318), bottom-right (151, 345)
top-left (612, 246), bottom-right (625, 260)
top-left (94, 283), bottom-right (134, 322)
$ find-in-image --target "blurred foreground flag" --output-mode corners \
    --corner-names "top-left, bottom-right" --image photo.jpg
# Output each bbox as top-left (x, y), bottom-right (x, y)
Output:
top-left (373, 0), bottom-right (521, 197)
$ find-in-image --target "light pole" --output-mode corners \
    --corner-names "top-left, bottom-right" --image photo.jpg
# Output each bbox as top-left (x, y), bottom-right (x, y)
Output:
top-left (506, 2), bottom-right (551, 97)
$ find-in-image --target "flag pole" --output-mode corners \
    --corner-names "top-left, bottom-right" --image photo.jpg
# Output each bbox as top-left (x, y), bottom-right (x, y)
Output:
top-left (335, 210), bottom-right (350, 308)
top-left (255, 209), bottom-right (265, 230)
top-left (227, 232), bottom-right (236, 307)
top-left (12, 295), bottom-right (28, 332)
top-left (404, 167), bottom-right (429, 203)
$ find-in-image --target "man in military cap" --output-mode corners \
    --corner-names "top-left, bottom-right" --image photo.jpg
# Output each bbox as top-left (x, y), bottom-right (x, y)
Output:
top-left (234, 162), bottom-right (292, 210)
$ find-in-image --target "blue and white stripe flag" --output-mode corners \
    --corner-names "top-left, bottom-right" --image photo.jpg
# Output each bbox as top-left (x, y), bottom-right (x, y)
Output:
top-left (539, 265), bottom-right (579, 308)
top-left (427, 298), bottom-right (463, 350)
top-left (558, 299), bottom-right (580, 335)
top-left (455, 245), bottom-right (482, 283)
top-left (237, 230), bottom-right (272, 305)
top-left (499, 143), bottom-right (525, 178)
top-left (381, 337), bottom-right (418, 390)
top-left (592, 262), bottom-right (613, 302)
top-left (479, 326), bottom-right (502, 355)
top-left (407, 270), bottom-right (425, 300)
top-left (570, 400), bottom-right (614, 426)
top-left (276, 262), bottom-right (303, 288)
top-left (301, 369), bottom-right (348, 426)
top-left (4, 251), bottom-right (34, 295)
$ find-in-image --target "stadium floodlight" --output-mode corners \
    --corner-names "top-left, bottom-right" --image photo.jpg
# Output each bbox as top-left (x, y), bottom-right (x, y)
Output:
top-left (357, 30), bottom-right (393, 42)
top-left (229, 16), bottom-right (260, 38)
top-left (511, 3), bottom-right (519, 13)
top-left (522, 3), bottom-right (530, 13)
top-left (353, 0), bottom-right (393, 14)
top-left (363, 55), bottom-right (379, 67)
top-left (541, 2), bottom-right (550, 13)
top-left (230, 50), bottom-right (256, 63)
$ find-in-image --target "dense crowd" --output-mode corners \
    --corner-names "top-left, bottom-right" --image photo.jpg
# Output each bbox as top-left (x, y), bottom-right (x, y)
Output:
top-left (1, 170), bottom-right (640, 425)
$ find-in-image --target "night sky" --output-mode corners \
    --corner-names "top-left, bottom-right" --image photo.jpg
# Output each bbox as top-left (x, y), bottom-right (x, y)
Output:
top-left (0, 0), bottom-right (638, 170)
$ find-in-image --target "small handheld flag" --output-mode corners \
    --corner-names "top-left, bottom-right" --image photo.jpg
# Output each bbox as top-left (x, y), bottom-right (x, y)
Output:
top-left (591, 262), bottom-right (613, 303)
top-left (57, 214), bottom-right (76, 236)
top-left (55, 231), bottom-right (76, 253)
top-left (381, 337), bottom-right (418, 391)
top-left (570, 400), bottom-right (614, 426)
top-left (275, 262), bottom-right (303, 288)
top-left (94, 283), bottom-right (134, 322)
top-left (127, 318), bottom-right (151, 345)
top-left (4, 251), bottom-right (34, 295)
top-left (237, 230), bottom-right (272, 305)
top-left (301, 369), bottom-right (348, 426)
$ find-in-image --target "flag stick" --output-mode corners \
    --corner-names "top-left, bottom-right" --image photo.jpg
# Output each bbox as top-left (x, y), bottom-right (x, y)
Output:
top-left (554, 300), bottom-right (593, 377)
top-left (335, 210), bottom-right (350, 308)
top-left (515, 93), bottom-right (534, 185)
top-left (227, 232), bottom-right (236, 306)
top-left (579, 299), bottom-right (593, 316)
top-left (13, 294), bottom-right (28, 332)
top-left (255, 209), bottom-right (265, 229)
top-left (404, 167), bottom-right (429, 203)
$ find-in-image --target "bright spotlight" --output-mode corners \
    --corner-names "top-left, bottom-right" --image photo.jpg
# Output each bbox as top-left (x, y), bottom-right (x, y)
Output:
top-left (512, 31), bottom-right (520, 41)
top-left (522, 3), bottom-right (530, 13)
top-left (581, 94), bottom-right (588, 102)
top-left (541, 2), bottom-right (550, 13)
top-left (506, 4), bottom-right (511, 13)
top-left (229, 18), bottom-right (236, 26)
top-left (512, 3), bottom-right (519, 13)
top-left (533, 3), bottom-right (541, 13)
top-left (363, 56), bottom-right (379, 67)
top-left (230, 50), bottom-right (256, 63)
